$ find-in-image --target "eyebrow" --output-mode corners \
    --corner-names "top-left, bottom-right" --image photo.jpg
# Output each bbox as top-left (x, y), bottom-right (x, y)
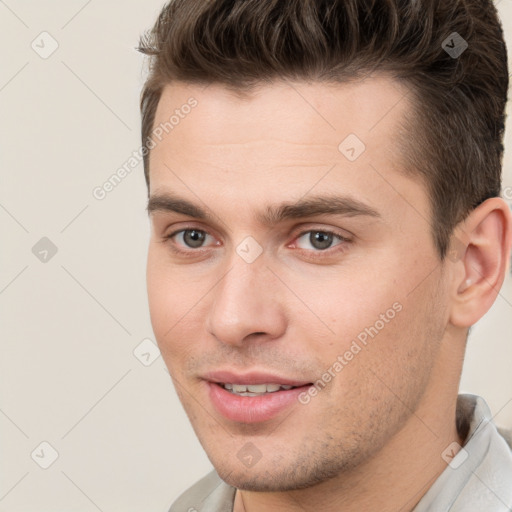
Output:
top-left (146, 192), bottom-right (381, 226)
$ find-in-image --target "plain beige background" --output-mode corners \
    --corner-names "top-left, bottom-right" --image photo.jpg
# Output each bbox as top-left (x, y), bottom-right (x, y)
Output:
top-left (0, 1), bottom-right (511, 511)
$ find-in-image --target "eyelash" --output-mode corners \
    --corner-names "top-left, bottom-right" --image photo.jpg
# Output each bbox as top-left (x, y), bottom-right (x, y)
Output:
top-left (162, 227), bottom-right (350, 258)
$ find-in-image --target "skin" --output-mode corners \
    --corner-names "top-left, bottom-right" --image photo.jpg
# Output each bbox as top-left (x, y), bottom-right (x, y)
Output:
top-left (145, 77), bottom-right (512, 511)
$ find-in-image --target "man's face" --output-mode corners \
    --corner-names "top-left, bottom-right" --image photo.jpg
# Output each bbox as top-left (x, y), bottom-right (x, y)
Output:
top-left (146, 77), bottom-right (451, 491)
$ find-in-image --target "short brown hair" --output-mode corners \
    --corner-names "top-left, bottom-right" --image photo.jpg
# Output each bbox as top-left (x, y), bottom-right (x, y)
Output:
top-left (137, 0), bottom-right (508, 258)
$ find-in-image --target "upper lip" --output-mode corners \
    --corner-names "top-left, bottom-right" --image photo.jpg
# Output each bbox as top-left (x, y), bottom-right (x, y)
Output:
top-left (203, 370), bottom-right (311, 387)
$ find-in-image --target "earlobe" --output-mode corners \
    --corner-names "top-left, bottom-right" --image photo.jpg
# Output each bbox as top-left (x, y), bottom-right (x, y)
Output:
top-left (449, 197), bottom-right (512, 328)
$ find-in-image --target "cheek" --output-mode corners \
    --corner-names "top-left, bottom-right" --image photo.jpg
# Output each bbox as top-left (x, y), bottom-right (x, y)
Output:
top-left (311, 300), bottom-right (438, 442)
top-left (146, 251), bottom-right (170, 336)
top-left (288, 263), bottom-right (442, 392)
top-left (146, 248), bottom-right (187, 354)
top-left (286, 270), bottom-right (404, 347)
top-left (336, 284), bottom-right (444, 400)
top-left (146, 247), bottom-right (214, 367)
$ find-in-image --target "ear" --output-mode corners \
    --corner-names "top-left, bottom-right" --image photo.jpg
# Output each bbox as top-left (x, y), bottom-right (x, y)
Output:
top-left (449, 197), bottom-right (512, 328)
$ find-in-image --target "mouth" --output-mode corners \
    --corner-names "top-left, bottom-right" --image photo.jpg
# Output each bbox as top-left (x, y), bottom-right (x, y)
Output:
top-left (203, 371), bottom-right (313, 423)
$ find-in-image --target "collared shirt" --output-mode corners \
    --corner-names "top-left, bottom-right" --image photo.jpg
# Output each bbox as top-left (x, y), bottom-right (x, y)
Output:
top-left (169, 394), bottom-right (512, 511)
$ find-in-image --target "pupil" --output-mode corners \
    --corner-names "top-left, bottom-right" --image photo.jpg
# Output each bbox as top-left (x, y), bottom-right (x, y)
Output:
top-left (311, 231), bottom-right (332, 250)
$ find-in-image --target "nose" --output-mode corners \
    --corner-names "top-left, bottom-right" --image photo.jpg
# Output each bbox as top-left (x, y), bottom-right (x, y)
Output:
top-left (205, 257), bottom-right (287, 347)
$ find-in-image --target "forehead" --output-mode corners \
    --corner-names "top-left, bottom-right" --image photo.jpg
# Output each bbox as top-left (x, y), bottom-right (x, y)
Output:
top-left (147, 76), bottom-right (426, 226)
top-left (151, 76), bottom-right (411, 154)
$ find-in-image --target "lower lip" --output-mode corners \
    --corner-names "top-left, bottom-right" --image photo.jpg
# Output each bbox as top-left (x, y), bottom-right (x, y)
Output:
top-left (207, 382), bottom-right (311, 423)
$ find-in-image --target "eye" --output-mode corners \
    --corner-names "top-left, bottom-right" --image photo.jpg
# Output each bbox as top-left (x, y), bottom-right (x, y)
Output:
top-left (168, 229), bottom-right (215, 249)
top-left (294, 230), bottom-right (347, 251)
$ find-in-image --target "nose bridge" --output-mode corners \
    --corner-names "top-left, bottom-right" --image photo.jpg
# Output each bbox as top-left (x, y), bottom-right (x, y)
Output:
top-left (206, 253), bottom-right (286, 346)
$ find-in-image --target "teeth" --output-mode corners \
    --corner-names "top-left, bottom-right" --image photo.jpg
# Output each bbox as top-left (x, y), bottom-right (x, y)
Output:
top-left (222, 383), bottom-right (295, 395)
top-left (248, 384), bottom-right (273, 393)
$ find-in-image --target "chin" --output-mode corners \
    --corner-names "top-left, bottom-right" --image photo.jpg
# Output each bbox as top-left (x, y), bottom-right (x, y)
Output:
top-left (214, 460), bottom-right (342, 492)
